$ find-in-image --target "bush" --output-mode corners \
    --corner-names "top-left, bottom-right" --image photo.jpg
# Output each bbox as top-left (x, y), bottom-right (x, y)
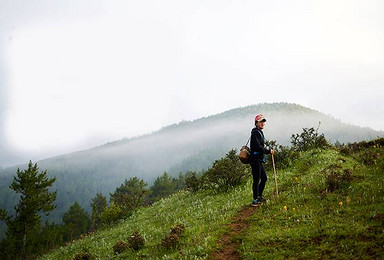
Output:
top-left (185, 172), bottom-right (201, 192)
top-left (265, 140), bottom-right (299, 170)
top-left (170, 224), bottom-right (185, 236)
top-left (99, 203), bottom-right (124, 226)
top-left (323, 165), bottom-right (354, 192)
top-left (73, 248), bottom-right (94, 260)
top-left (128, 231), bottom-right (145, 251)
top-left (113, 240), bottom-right (129, 255)
top-left (160, 224), bottom-right (186, 250)
top-left (291, 124), bottom-right (330, 152)
top-left (201, 149), bottom-right (249, 192)
top-left (161, 233), bottom-right (180, 249)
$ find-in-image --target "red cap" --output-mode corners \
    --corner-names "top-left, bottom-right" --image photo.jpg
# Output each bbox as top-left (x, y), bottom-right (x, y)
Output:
top-left (255, 114), bottom-right (266, 122)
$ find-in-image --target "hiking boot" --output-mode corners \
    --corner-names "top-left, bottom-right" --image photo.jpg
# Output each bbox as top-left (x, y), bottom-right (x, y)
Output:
top-left (251, 199), bottom-right (262, 207)
top-left (257, 196), bottom-right (267, 202)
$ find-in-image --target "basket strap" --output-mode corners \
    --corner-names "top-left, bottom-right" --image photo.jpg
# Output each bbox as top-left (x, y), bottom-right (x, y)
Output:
top-left (245, 136), bottom-right (251, 146)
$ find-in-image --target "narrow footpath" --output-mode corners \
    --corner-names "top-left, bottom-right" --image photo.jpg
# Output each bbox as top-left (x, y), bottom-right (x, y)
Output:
top-left (210, 205), bottom-right (258, 260)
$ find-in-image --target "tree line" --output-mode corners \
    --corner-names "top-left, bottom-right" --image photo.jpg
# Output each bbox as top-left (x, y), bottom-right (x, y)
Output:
top-left (0, 161), bottom-right (198, 259)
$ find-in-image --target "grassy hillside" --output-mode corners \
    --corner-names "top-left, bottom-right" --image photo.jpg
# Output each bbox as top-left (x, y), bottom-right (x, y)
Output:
top-left (41, 139), bottom-right (384, 259)
top-left (1, 102), bottom-right (382, 229)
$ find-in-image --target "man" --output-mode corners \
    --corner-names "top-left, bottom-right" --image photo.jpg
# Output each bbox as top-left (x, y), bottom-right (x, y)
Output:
top-left (250, 114), bottom-right (274, 206)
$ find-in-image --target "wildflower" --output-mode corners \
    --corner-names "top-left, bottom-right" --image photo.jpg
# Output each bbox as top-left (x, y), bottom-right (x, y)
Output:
top-left (284, 206), bottom-right (288, 211)
top-left (293, 208), bottom-right (296, 212)
top-left (339, 201), bottom-right (343, 206)
top-left (295, 177), bottom-right (299, 182)
top-left (303, 187), bottom-right (307, 191)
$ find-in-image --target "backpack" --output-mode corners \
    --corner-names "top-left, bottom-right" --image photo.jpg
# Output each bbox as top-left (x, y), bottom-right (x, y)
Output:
top-left (239, 137), bottom-right (251, 164)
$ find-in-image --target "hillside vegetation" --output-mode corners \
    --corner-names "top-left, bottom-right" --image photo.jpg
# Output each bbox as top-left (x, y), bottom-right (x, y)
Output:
top-left (1, 103), bottom-right (382, 228)
top-left (41, 138), bottom-right (384, 259)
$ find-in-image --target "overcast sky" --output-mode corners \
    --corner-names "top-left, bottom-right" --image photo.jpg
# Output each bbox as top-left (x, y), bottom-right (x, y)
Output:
top-left (0, 0), bottom-right (383, 167)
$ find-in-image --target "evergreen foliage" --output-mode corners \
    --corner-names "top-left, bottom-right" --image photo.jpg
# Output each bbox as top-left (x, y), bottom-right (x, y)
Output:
top-left (149, 172), bottom-right (177, 202)
top-left (90, 193), bottom-right (107, 230)
top-left (0, 161), bottom-right (56, 260)
top-left (62, 202), bottom-right (91, 241)
top-left (185, 172), bottom-right (200, 192)
top-left (110, 177), bottom-right (148, 217)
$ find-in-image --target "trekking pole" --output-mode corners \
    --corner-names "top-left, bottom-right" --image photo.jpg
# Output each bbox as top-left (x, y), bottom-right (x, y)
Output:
top-left (271, 154), bottom-right (279, 198)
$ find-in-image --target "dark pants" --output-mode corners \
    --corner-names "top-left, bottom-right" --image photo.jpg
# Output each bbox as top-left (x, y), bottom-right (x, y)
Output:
top-left (250, 160), bottom-right (267, 200)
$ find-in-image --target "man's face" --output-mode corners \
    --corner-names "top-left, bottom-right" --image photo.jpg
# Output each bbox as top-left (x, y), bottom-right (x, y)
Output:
top-left (256, 120), bottom-right (266, 129)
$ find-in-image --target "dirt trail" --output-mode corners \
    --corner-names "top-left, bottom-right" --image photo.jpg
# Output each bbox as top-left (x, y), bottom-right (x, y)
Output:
top-left (210, 205), bottom-right (258, 260)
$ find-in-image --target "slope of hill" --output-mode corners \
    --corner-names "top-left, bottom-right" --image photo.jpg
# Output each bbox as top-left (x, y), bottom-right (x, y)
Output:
top-left (0, 103), bottom-right (382, 226)
top-left (41, 139), bottom-right (384, 259)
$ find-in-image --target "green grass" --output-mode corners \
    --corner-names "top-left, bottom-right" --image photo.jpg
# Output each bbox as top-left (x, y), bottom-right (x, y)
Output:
top-left (240, 148), bottom-right (384, 259)
top-left (41, 176), bottom-right (252, 259)
top-left (41, 146), bottom-right (384, 259)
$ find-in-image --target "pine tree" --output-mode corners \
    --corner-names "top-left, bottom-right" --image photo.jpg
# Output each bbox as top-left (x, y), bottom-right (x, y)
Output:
top-left (149, 172), bottom-right (177, 201)
top-left (62, 201), bottom-right (91, 241)
top-left (91, 193), bottom-right (107, 230)
top-left (110, 177), bottom-right (147, 215)
top-left (0, 161), bottom-right (57, 260)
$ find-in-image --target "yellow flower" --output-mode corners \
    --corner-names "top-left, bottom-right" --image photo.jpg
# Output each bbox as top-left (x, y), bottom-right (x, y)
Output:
top-left (303, 187), bottom-right (307, 191)
top-left (295, 177), bottom-right (299, 182)
top-left (339, 201), bottom-right (343, 206)
top-left (283, 206), bottom-right (288, 211)
top-left (293, 208), bottom-right (296, 212)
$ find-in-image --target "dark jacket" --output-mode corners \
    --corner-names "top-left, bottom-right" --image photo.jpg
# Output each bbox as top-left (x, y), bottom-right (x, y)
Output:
top-left (250, 127), bottom-right (271, 163)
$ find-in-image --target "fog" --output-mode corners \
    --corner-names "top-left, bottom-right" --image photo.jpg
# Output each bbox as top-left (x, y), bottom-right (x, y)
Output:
top-left (0, 103), bottom-right (382, 229)
top-left (1, 1), bottom-right (384, 168)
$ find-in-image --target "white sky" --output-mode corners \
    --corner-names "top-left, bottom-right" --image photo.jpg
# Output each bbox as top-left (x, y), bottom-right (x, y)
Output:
top-left (0, 0), bottom-right (384, 167)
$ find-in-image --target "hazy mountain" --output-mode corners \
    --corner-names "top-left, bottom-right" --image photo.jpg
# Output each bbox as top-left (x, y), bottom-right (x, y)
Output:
top-left (0, 103), bottom-right (382, 228)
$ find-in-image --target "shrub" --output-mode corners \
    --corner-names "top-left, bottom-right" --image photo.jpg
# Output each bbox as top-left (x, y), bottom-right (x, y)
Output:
top-left (113, 240), bottom-right (129, 255)
top-left (185, 172), bottom-right (201, 192)
top-left (201, 149), bottom-right (249, 192)
top-left (323, 165), bottom-right (354, 192)
top-left (161, 233), bottom-right (180, 249)
top-left (160, 224), bottom-right (186, 249)
top-left (73, 246), bottom-right (95, 260)
top-left (170, 224), bottom-right (185, 236)
top-left (73, 248), bottom-right (94, 260)
top-left (99, 203), bottom-right (124, 226)
top-left (128, 231), bottom-right (145, 251)
top-left (265, 140), bottom-right (299, 169)
top-left (291, 124), bottom-right (330, 152)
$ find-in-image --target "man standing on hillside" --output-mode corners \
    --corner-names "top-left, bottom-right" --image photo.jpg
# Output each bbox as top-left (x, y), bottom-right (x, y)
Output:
top-left (250, 114), bottom-right (274, 206)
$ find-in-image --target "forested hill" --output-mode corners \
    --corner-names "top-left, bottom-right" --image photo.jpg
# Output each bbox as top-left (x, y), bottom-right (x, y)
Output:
top-left (0, 102), bottom-right (382, 225)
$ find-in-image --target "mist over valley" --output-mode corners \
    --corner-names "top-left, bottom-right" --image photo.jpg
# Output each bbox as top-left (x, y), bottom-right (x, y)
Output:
top-left (0, 103), bottom-right (382, 228)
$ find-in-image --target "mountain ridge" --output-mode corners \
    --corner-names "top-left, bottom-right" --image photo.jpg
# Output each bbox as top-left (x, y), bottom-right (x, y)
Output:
top-left (0, 102), bottom-right (382, 227)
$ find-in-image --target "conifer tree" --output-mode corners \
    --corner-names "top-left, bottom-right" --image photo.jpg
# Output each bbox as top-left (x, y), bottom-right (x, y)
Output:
top-left (110, 177), bottom-right (147, 215)
top-left (91, 193), bottom-right (107, 230)
top-left (0, 161), bottom-right (57, 260)
top-left (150, 172), bottom-right (177, 201)
top-left (62, 201), bottom-right (91, 241)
